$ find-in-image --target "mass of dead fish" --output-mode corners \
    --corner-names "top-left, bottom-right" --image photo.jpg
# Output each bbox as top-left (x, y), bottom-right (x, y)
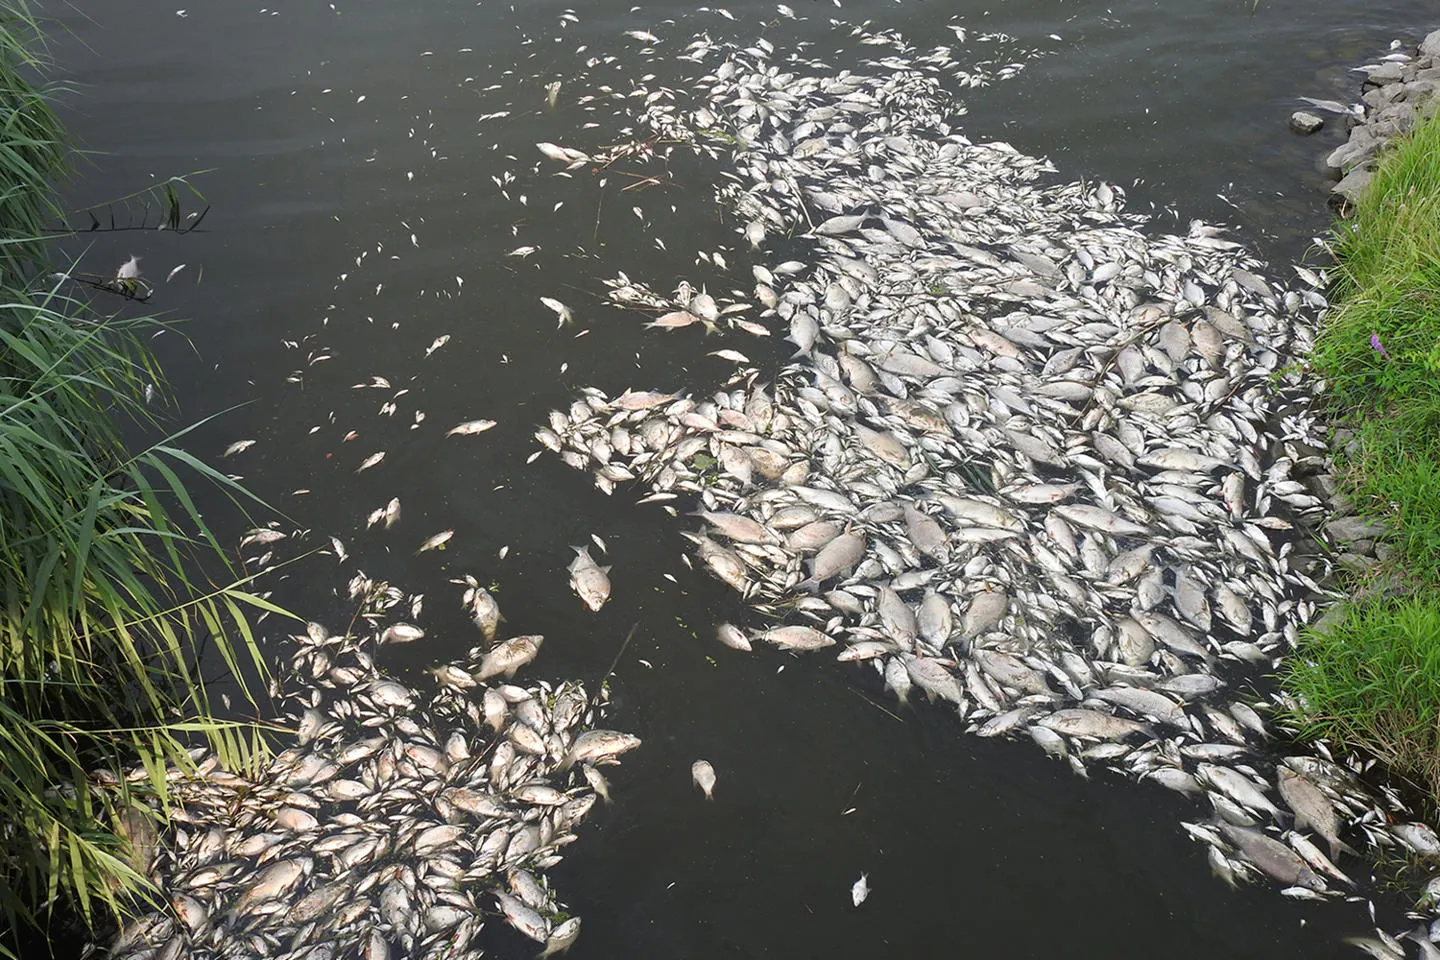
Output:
top-left (105, 575), bottom-right (637, 960)
top-left (528, 14), bottom-right (1440, 952)
top-left (135, 4), bottom-right (1440, 956)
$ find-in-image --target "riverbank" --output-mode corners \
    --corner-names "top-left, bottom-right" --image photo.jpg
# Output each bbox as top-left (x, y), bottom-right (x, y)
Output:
top-left (1284, 88), bottom-right (1440, 805)
top-left (0, 3), bottom-right (276, 953)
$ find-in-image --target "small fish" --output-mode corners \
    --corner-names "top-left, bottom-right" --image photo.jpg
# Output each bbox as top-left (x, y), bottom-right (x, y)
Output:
top-left (568, 546), bottom-right (612, 612)
top-left (356, 452), bottom-right (385, 473)
top-left (116, 255), bottom-right (141, 279)
top-left (715, 622), bottom-right (752, 651)
top-left (538, 917), bottom-right (581, 958)
top-left (691, 760), bottom-right (716, 799)
top-left (425, 335), bottom-right (450, 357)
top-left (416, 529), bottom-right (454, 554)
top-left (851, 873), bottom-right (869, 907)
top-left (223, 439), bottom-right (256, 457)
top-left (541, 296), bottom-right (575, 327)
top-left (447, 419), bottom-right (497, 436)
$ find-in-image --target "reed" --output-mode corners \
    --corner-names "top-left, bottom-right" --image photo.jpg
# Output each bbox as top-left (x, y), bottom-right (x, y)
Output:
top-left (0, 2), bottom-right (287, 952)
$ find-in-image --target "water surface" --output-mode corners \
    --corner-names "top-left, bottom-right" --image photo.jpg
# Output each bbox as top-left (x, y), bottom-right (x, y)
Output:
top-left (40, 1), bottom-right (1439, 956)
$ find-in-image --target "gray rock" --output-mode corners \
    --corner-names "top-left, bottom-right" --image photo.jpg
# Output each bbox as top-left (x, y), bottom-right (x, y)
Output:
top-left (1326, 134), bottom-right (1376, 175)
top-left (1400, 78), bottom-right (1440, 103)
top-left (1304, 474), bottom-right (1338, 499)
top-left (1332, 166), bottom-right (1374, 205)
top-left (1339, 552), bottom-right (1378, 576)
top-left (1289, 111), bottom-right (1325, 134)
top-left (1364, 62), bottom-right (1406, 86)
top-left (1375, 99), bottom-right (1417, 134)
top-left (1325, 515), bottom-right (1388, 542)
top-left (1308, 603), bottom-right (1345, 634)
top-left (1421, 27), bottom-right (1440, 60)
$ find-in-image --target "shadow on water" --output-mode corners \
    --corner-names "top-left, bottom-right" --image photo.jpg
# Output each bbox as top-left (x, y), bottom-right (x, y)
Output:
top-left (37, 0), bottom-right (1440, 955)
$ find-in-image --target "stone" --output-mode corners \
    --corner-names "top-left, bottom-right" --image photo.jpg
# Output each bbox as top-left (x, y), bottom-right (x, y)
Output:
top-left (1326, 133), bottom-right (1376, 174)
top-left (1375, 99), bottom-right (1417, 134)
top-left (1332, 166), bottom-right (1374, 205)
top-left (1325, 515), bottom-right (1389, 542)
top-left (1363, 62), bottom-right (1405, 86)
top-left (1363, 84), bottom-right (1405, 111)
top-left (1304, 474), bottom-right (1338, 499)
top-left (1400, 78), bottom-right (1440, 103)
top-left (1308, 603), bottom-right (1345, 634)
top-left (1421, 27), bottom-right (1440, 60)
top-left (1339, 552), bottom-right (1379, 576)
top-left (1289, 111), bottom-right (1324, 134)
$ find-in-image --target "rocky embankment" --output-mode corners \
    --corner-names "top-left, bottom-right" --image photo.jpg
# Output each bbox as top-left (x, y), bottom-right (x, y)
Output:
top-left (1298, 28), bottom-right (1440, 204)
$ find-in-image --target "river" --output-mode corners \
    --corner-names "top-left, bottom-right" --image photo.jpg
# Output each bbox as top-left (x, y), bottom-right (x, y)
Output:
top-left (40, 0), bottom-right (1439, 957)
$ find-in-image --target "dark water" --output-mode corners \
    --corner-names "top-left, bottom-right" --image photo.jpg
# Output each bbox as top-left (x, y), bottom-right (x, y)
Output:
top-left (38, 0), bottom-right (1440, 957)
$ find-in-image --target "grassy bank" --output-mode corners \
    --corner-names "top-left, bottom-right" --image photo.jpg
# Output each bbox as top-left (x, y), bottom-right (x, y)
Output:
top-left (1282, 105), bottom-right (1440, 801)
top-left (0, 4), bottom-right (282, 954)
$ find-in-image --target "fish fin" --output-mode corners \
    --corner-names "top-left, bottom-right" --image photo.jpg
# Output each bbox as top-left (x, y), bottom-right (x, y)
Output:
top-left (1330, 836), bottom-right (1360, 860)
top-left (601, 565), bottom-right (612, 574)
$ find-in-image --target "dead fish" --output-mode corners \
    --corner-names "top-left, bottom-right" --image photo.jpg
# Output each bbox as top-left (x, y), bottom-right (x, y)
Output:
top-left (851, 872), bottom-right (869, 907)
top-left (691, 760), bottom-right (716, 799)
top-left (762, 625), bottom-right (835, 651)
top-left (1219, 824), bottom-right (1325, 891)
top-left (559, 729), bottom-right (642, 772)
top-left (447, 419), bottom-right (497, 436)
top-left (417, 530), bottom-right (454, 554)
top-left (540, 296), bottom-right (575, 327)
top-left (568, 546), bottom-right (613, 612)
top-left (223, 439), bottom-right (257, 457)
top-left (538, 917), bottom-right (582, 958)
top-left (716, 622), bottom-right (752, 652)
top-left (475, 634), bottom-right (543, 681)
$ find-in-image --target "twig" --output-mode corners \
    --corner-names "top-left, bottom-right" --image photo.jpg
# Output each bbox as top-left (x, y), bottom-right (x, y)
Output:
top-left (593, 188), bottom-right (605, 248)
top-left (598, 622), bottom-right (640, 692)
top-left (848, 686), bottom-right (903, 722)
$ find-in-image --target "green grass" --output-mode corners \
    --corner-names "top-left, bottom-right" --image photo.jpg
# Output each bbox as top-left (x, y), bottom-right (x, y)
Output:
top-left (1282, 598), bottom-right (1440, 798)
top-left (1284, 105), bottom-right (1440, 802)
top-left (0, 3), bottom-right (292, 953)
top-left (1311, 105), bottom-right (1440, 586)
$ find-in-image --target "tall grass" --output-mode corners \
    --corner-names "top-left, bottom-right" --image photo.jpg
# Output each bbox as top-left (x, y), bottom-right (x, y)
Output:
top-left (0, 2), bottom-right (289, 952)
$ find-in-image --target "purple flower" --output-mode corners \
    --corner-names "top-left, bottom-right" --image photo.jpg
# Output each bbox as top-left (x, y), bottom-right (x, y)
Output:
top-left (1371, 333), bottom-right (1391, 360)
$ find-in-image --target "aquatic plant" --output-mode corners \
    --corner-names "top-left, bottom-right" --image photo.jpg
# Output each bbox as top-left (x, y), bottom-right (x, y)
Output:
top-left (0, 2), bottom-right (284, 953)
